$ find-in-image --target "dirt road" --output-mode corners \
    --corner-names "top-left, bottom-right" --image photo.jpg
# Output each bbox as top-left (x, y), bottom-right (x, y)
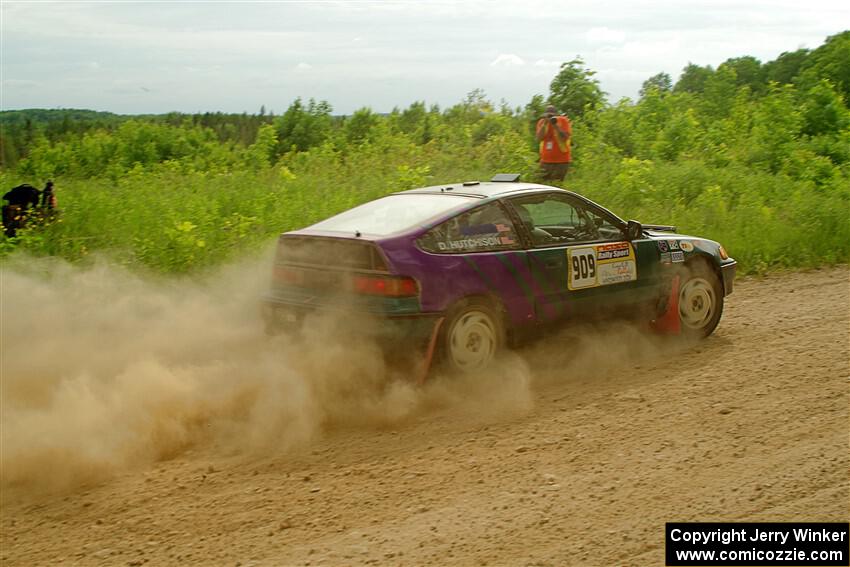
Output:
top-left (2, 266), bottom-right (848, 566)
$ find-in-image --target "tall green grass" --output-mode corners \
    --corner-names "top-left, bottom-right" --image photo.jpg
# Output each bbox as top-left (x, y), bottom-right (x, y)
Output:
top-left (3, 143), bottom-right (846, 276)
top-left (2, 93), bottom-right (848, 275)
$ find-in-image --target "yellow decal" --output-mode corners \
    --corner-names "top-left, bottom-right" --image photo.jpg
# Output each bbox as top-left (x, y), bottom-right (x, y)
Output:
top-left (567, 242), bottom-right (637, 290)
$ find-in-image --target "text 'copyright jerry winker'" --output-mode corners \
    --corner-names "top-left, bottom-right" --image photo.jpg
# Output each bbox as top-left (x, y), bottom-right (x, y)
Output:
top-left (665, 523), bottom-right (849, 566)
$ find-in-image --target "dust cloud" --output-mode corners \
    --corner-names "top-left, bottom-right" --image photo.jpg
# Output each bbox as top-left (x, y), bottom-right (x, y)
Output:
top-left (0, 254), bottom-right (533, 496)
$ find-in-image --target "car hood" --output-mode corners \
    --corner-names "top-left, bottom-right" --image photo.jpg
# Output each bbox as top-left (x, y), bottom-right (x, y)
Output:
top-left (645, 229), bottom-right (715, 244)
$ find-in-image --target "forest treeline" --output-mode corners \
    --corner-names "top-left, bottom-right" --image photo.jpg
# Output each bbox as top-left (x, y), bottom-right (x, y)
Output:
top-left (0, 31), bottom-right (847, 274)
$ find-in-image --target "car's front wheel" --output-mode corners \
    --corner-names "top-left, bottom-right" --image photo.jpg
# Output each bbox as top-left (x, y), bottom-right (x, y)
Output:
top-left (441, 299), bottom-right (504, 373)
top-left (677, 260), bottom-right (724, 338)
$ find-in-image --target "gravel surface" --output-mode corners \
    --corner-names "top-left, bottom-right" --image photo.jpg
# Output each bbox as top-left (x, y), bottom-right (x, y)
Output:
top-left (2, 266), bottom-right (848, 566)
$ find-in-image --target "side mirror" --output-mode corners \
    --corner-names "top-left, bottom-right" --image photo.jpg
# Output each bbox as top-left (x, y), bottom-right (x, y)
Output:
top-left (626, 220), bottom-right (643, 240)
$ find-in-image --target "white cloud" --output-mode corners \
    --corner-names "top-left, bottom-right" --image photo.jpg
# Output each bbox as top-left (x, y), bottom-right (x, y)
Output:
top-left (2, 79), bottom-right (40, 89)
top-left (1, 0), bottom-right (845, 113)
top-left (490, 53), bottom-right (525, 67)
top-left (586, 27), bottom-right (626, 45)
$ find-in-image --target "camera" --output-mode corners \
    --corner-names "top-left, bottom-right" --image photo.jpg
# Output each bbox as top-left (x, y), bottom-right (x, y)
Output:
top-left (548, 116), bottom-right (558, 125)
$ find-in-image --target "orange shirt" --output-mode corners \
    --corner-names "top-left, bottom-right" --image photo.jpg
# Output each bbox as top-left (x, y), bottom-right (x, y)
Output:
top-left (537, 115), bottom-right (572, 163)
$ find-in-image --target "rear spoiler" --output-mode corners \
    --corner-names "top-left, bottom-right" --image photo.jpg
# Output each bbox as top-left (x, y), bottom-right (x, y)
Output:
top-left (642, 224), bottom-right (677, 232)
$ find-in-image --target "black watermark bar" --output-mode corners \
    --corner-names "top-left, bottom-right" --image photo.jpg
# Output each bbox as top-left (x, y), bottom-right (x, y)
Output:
top-left (666, 523), bottom-right (849, 566)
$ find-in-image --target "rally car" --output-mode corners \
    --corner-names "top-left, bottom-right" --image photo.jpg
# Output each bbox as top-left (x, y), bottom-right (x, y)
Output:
top-left (262, 174), bottom-right (736, 376)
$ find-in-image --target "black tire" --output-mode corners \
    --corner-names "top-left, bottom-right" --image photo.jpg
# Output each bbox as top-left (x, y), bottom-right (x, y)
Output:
top-left (677, 259), bottom-right (724, 338)
top-left (439, 298), bottom-right (505, 373)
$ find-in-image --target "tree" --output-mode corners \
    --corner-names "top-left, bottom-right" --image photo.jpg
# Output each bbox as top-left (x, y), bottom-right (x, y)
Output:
top-left (398, 101), bottom-right (426, 136)
top-left (801, 79), bottom-right (850, 136)
top-left (796, 31), bottom-right (850, 102)
top-left (443, 88), bottom-right (493, 125)
top-left (719, 56), bottom-right (764, 92)
top-left (523, 94), bottom-right (547, 150)
top-left (274, 98), bottom-right (333, 154)
top-left (674, 63), bottom-right (714, 94)
top-left (343, 107), bottom-right (380, 145)
top-left (639, 72), bottom-right (673, 98)
top-left (524, 94), bottom-right (546, 119)
top-left (244, 124), bottom-right (278, 169)
top-left (702, 65), bottom-right (740, 118)
top-left (547, 58), bottom-right (607, 118)
top-left (764, 48), bottom-right (810, 84)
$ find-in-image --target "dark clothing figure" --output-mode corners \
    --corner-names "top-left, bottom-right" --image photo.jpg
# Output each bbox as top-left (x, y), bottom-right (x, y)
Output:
top-left (41, 181), bottom-right (57, 209)
top-left (3, 183), bottom-right (42, 237)
top-left (3, 184), bottom-right (41, 208)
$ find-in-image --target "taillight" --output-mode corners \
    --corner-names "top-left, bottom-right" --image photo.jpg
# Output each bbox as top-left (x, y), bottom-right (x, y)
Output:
top-left (718, 245), bottom-right (729, 260)
top-left (274, 266), bottom-right (304, 285)
top-left (352, 275), bottom-right (418, 297)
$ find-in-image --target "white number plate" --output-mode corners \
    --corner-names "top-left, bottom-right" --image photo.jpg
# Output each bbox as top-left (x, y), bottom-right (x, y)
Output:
top-left (567, 242), bottom-right (637, 290)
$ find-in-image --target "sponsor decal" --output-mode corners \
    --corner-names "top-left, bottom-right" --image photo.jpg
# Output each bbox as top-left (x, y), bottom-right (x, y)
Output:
top-left (495, 223), bottom-right (512, 233)
top-left (437, 235), bottom-right (502, 251)
top-left (660, 251), bottom-right (672, 264)
top-left (671, 251), bottom-right (685, 263)
top-left (680, 240), bottom-right (694, 252)
top-left (567, 241), bottom-right (637, 290)
top-left (596, 242), bottom-right (632, 261)
top-left (598, 260), bottom-right (635, 285)
top-left (500, 236), bottom-right (515, 245)
top-left (658, 240), bottom-right (669, 252)
top-left (668, 239), bottom-right (680, 250)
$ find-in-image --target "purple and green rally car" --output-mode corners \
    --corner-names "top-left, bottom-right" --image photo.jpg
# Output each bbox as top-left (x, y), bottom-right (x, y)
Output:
top-left (262, 174), bottom-right (736, 374)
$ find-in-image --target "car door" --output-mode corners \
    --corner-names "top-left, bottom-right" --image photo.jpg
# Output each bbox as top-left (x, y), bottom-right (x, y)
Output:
top-left (414, 200), bottom-right (537, 328)
top-left (505, 192), bottom-right (657, 323)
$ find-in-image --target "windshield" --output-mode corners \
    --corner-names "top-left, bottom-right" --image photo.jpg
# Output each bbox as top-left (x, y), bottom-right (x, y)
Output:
top-left (309, 194), bottom-right (475, 236)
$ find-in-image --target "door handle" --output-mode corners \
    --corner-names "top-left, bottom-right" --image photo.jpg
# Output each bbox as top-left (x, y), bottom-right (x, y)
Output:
top-left (544, 259), bottom-right (559, 268)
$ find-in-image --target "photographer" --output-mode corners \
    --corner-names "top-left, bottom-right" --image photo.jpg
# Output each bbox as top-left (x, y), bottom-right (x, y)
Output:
top-left (535, 104), bottom-right (572, 181)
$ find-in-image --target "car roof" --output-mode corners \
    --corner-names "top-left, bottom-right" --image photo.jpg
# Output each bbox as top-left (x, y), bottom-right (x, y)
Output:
top-left (396, 181), bottom-right (564, 199)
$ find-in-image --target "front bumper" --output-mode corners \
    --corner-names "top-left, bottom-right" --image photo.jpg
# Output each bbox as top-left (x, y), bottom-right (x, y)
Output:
top-left (720, 260), bottom-right (737, 296)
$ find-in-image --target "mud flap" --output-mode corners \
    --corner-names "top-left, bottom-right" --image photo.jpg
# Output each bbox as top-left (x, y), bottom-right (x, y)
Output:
top-left (651, 275), bottom-right (681, 335)
top-left (416, 317), bottom-right (445, 384)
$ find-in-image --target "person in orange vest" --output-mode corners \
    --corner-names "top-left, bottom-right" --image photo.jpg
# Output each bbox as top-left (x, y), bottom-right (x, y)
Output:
top-left (535, 104), bottom-right (572, 181)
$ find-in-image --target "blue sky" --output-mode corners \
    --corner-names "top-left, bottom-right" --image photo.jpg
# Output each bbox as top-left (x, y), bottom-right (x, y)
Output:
top-left (1, 0), bottom-right (847, 115)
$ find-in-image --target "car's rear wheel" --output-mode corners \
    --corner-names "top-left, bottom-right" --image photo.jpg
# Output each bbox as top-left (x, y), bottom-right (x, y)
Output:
top-left (441, 299), bottom-right (504, 373)
top-left (677, 260), bottom-right (723, 338)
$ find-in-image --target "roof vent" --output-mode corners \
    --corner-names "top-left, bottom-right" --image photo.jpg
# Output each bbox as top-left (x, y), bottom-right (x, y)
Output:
top-left (491, 173), bottom-right (521, 182)
top-left (462, 180), bottom-right (480, 186)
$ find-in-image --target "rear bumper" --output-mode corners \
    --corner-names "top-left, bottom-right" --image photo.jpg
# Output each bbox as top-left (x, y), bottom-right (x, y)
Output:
top-left (720, 260), bottom-right (736, 296)
top-left (261, 296), bottom-right (441, 341)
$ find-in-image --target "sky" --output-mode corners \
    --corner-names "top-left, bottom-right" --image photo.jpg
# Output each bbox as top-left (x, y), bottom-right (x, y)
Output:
top-left (1, 0), bottom-right (848, 115)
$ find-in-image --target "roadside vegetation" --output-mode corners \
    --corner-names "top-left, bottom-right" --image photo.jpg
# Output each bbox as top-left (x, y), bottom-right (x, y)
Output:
top-left (1, 31), bottom-right (847, 275)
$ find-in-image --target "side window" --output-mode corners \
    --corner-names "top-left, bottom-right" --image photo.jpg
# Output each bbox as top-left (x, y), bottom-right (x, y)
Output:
top-left (511, 195), bottom-right (623, 246)
top-left (417, 202), bottom-right (520, 254)
top-left (583, 209), bottom-right (624, 241)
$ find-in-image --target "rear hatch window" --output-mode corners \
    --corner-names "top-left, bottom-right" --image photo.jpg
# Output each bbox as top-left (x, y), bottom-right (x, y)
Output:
top-left (308, 194), bottom-right (474, 236)
top-left (277, 236), bottom-right (384, 271)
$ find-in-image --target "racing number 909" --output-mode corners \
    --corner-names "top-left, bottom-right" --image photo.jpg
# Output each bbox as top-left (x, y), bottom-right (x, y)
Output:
top-left (569, 248), bottom-right (597, 289)
top-left (572, 253), bottom-right (595, 279)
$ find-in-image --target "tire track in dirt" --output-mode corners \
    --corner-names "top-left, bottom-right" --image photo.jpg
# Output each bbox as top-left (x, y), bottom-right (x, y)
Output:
top-left (1, 266), bottom-right (848, 566)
